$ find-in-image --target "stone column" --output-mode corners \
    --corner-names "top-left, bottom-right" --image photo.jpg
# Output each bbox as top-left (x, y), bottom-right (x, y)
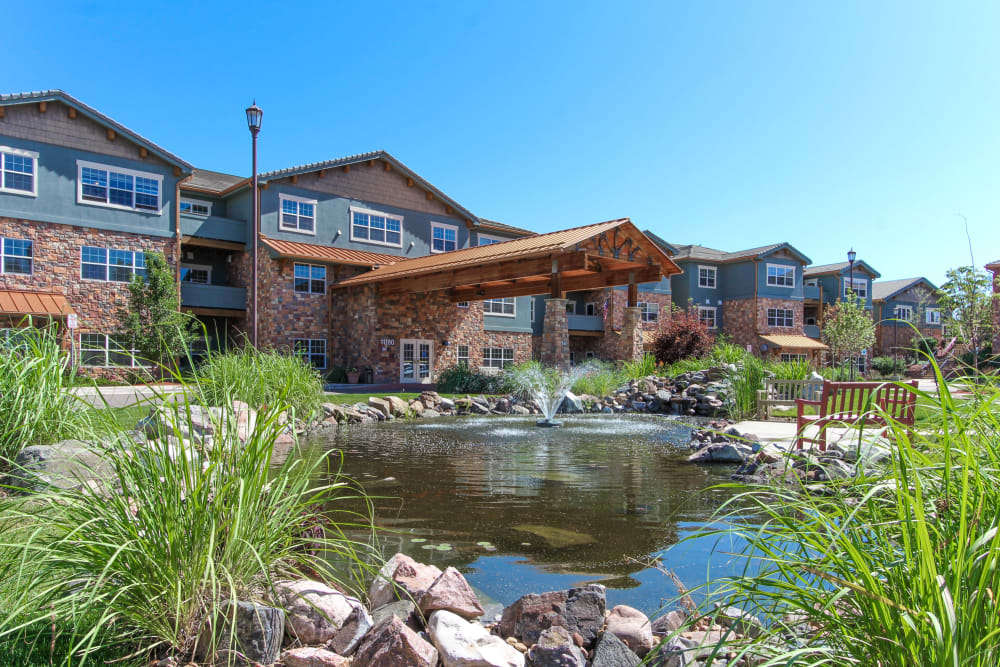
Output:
top-left (620, 306), bottom-right (644, 362)
top-left (541, 298), bottom-right (570, 370)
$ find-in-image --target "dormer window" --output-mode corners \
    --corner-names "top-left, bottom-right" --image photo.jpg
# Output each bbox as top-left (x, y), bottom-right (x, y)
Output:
top-left (844, 278), bottom-right (867, 299)
top-left (766, 264), bottom-right (795, 287)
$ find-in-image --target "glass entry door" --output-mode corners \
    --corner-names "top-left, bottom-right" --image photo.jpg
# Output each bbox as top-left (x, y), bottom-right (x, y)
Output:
top-left (400, 339), bottom-right (434, 383)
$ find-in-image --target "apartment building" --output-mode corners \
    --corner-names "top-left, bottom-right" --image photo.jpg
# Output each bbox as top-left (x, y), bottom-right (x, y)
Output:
top-left (871, 277), bottom-right (944, 356)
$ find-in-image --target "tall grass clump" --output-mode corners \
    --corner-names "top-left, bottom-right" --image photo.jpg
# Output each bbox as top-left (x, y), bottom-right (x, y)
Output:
top-left (678, 359), bottom-right (1000, 665)
top-left (768, 358), bottom-right (812, 380)
top-left (621, 353), bottom-right (659, 380)
top-left (708, 341), bottom-right (749, 366)
top-left (571, 360), bottom-right (624, 397)
top-left (0, 357), bottom-right (378, 665)
top-left (724, 355), bottom-right (768, 421)
top-left (195, 346), bottom-right (325, 420)
top-left (0, 322), bottom-right (93, 462)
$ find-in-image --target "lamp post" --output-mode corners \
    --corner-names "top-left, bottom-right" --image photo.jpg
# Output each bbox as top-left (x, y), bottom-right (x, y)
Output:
top-left (847, 248), bottom-right (857, 379)
top-left (246, 101), bottom-right (262, 347)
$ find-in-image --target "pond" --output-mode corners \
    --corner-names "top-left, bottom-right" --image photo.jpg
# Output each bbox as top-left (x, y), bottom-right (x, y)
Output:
top-left (308, 413), bottom-right (748, 615)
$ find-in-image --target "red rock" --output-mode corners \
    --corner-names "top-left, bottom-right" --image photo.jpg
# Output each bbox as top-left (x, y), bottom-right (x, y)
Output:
top-left (606, 604), bottom-right (655, 656)
top-left (281, 647), bottom-right (349, 667)
top-left (417, 567), bottom-right (485, 620)
top-left (353, 615), bottom-right (438, 667)
top-left (369, 553), bottom-right (443, 608)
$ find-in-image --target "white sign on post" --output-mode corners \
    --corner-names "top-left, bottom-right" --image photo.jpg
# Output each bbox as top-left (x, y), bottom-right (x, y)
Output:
top-left (67, 313), bottom-right (78, 329)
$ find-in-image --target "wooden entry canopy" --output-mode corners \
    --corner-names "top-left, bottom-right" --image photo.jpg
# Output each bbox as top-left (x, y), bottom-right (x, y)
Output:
top-left (332, 218), bottom-right (681, 303)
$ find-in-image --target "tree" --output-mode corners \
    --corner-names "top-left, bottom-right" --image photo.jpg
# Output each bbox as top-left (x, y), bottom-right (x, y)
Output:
top-left (822, 291), bottom-right (876, 379)
top-left (937, 265), bottom-right (996, 371)
top-left (652, 306), bottom-right (714, 364)
top-left (117, 251), bottom-right (198, 373)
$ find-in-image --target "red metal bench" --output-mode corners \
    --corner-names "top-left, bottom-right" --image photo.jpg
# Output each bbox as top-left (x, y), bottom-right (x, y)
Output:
top-left (795, 380), bottom-right (918, 450)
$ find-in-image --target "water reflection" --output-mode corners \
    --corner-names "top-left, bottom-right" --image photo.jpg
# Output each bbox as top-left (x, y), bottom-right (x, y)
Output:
top-left (307, 414), bottom-right (742, 614)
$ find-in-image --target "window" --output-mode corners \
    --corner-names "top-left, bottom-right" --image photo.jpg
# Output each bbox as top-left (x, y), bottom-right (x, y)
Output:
top-left (698, 306), bottom-right (717, 329)
top-left (805, 278), bottom-right (818, 287)
top-left (80, 333), bottom-right (143, 367)
top-left (566, 302), bottom-right (576, 314)
top-left (77, 160), bottom-right (161, 212)
top-left (279, 195), bottom-right (316, 234)
top-left (893, 305), bottom-right (913, 321)
top-left (767, 308), bottom-right (794, 328)
top-left (766, 264), bottom-right (795, 287)
top-left (431, 222), bottom-right (458, 253)
top-left (483, 347), bottom-right (514, 369)
top-left (843, 278), bottom-right (867, 299)
top-left (457, 344), bottom-right (470, 365)
top-left (926, 308), bottom-right (941, 325)
top-left (293, 338), bottom-right (326, 369)
top-left (585, 351), bottom-right (595, 360)
top-left (478, 234), bottom-right (504, 245)
top-left (350, 206), bottom-right (402, 247)
top-left (293, 263), bottom-right (326, 294)
top-left (1, 147), bottom-right (38, 195)
top-left (180, 264), bottom-right (211, 284)
top-left (81, 246), bottom-right (146, 282)
top-left (484, 297), bottom-right (515, 316)
top-left (638, 301), bottom-right (659, 322)
top-left (698, 265), bottom-right (717, 288)
top-left (585, 303), bottom-right (597, 316)
top-left (780, 353), bottom-right (808, 363)
top-left (457, 301), bottom-right (469, 308)
top-left (530, 300), bottom-right (535, 321)
top-left (180, 200), bottom-right (210, 216)
top-left (1, 237), bottom-right (32, 275)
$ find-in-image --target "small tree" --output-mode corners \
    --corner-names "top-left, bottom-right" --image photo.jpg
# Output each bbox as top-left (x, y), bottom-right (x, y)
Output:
top-left (652, 306), bottom-right (714, 364)
top-left (822, 291), bottom-right (876, 378)
top-left (117, 251), bottom-right (198, 373)
top-left (937, 265), bottom-right (996, 372)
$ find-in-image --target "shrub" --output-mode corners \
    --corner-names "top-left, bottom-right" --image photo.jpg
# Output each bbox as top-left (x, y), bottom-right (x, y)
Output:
top-left (870, 355), bottom-right (906, 377)
top-left (436, 363), bottom-right (513, 394)
top-left (914, 335), bottom-right (938, 357)
top-left (652, 308), bottom-right (714, 365)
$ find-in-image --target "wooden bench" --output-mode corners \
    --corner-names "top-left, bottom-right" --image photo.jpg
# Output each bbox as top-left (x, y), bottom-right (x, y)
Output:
top-left (795, 380), bottom-right (918, 450)
top-left (756, 378), bottom-right (824, 421)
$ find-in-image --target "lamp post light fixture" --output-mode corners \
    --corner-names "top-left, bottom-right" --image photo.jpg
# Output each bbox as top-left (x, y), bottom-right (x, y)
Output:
top-left (847, 248), bottom-right (857, 379)
top-left (246, 101), bottom-right (262, 347)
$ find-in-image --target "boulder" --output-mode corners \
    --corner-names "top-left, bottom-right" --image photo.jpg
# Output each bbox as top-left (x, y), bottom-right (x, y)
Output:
top-left (511, 405), bottom-right (530, 416)
top-left (371, 600), bottom-right (422, 631)
top-left (590, 631), bottom-right (641, 667)
top-left (417, 567), bottom-right (485, 619)
top-left (386, 395), bottom-right (410, 417)
top-left (282, 647), bottom-right (350, 667)
top-left (686, 442), bottom-right (751, 464)
top-left (274, 579), bottom-right (364, 645)
top-left (526, 626), bottom-right (586, 667)
top-left (7, 440), bottom-right (114, 493)
top-left (194, 600), bottom-right (284, 666)
top-left (498, 585), bottom-right (605, 648)
top-left (420, 408), bottom-right (441, 418)
top-left (559, 392), bottom-right (584, 414)
top-left (439, 397), bottom-right (456, 411)
top-left (352, 615), bottom-right (438, 667)
top-left (428, 610), bottom-right (525, 667)
top-left (605, 605), bottom-right (655, 656)
top-left (328, 603), bottom-right (374, 655)
top-left (714, 604), bottom-right (763, 638)
top-left (321, 402), bottom-right (347, 422)
top-left (369, 553), bottom-right (443, 609)
top-left (368, 397), bottom-right (391, 418)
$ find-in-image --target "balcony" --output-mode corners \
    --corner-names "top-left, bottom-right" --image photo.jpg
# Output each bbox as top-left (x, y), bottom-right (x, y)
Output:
top-left (804, 324), bottom-right (821, 339)
top-left (180, 214), bottom-right (247, 245)
top-left (567, 314), bottom-right (604, 331)
top-left (804, 284), bottom-right (822, 301)
top-left (181, 284), bottom-right (247, 312)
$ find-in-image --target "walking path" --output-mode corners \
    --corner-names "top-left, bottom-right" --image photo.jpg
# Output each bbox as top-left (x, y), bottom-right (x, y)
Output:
top-left (71, 384), bottom-right (179, 408)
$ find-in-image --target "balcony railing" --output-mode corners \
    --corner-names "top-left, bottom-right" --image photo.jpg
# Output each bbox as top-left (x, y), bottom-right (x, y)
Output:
top-left (181, 284), bottom-right (247, 311)
top-left (567, 314), bottom-right (604, 331)
top-left (180, 214), bottom-right (247, 245)
top-left (804, 284), bottom-right (822, 301)
top-left (804, 324), bottom-right (821, 339)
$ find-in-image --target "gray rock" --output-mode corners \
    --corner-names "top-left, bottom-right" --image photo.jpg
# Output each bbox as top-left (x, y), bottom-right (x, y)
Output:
top-left (274, 579), bottom-right (364, 645)
top-left (371, 600), bottom-right (422, 631)
top-left (368, 397), bottom-right (392, 418)
top-left (329, 603), bottom-right (374, 656)
top-left (427, 610), bottom-right (525, 667)
top-left (7, 440), bottom-right (113, 493)
top-left (439, 397), bottom-right (456, 410)
top-left (511, 405), bottom-right (530, 416)
top-left (527, 626), bottom-right (586, 667)
top-left (559, 392), bottom-right (584, 414)
top-left (589, 630), bottom-right (640, 666)
top-left (650, 610), bottom-right (686, 636)
top-left (714, 604), bottom-right (763, 638)
top-left (195, 600), bottom-right (284, 666)
top-left (499, 585), bottom-right (605, 648)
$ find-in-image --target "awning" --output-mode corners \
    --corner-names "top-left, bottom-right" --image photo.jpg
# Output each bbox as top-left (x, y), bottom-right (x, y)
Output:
top-left (760, 334), bottom-right (828, 350)
top-left (261, 236), bottom-right (402, 267)
top-left (0, 290), bottom-right (74, 317)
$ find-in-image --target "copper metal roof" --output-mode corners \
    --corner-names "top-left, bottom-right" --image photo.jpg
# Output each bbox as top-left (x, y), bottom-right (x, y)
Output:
top-left (760, 334), bottom-right (829, 350)
top-left (477, 219), bottom-right (534, 236)
top-left (335, 218), bottom-right (679, 287)
top-left (0, 290), bottom-right (74, 317)
top-left (261, 237), bottom-right (402, 267)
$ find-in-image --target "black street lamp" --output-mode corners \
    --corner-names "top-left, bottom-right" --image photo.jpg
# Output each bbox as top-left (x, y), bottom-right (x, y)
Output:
top-left (246, 101), bottom-right (262, 347)
top-left (847, 248), bottom-right (857, 378)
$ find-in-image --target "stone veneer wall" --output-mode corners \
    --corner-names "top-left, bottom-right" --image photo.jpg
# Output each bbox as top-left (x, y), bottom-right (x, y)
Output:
top-left (568, 335), bottom-right (602, 363)
top-left (540, 298), bottom-right (570, 370)
top-left (722, 296), bottom-right (808, 358)
top-left (0, 216), bottom-right (177, 379)
top-left (619, 307), bottom-right (644, 362)
top-left (875, 323), bottom-right (944, 357)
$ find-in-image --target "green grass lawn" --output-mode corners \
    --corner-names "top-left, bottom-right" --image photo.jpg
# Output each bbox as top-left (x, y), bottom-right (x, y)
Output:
top-left (769, 393), bottom-right (941, 424)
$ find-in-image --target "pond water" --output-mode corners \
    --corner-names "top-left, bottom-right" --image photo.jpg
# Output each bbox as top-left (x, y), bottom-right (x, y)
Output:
top-left (307, 414), bottom-right (748, 615)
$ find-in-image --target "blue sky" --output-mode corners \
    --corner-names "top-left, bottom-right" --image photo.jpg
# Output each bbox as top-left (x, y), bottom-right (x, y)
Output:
top-left (6, 1), bottom-right (999, 284)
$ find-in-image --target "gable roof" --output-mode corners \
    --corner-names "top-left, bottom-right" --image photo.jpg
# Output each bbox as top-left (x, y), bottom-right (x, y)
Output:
top-left (872, 277), bottom-right (939, 302)
top-left (804, 260), bottom-right (881, 279)
top-left (478, 219), bottom-right (534, 237)
top-left (335, 218), bottom-right (681, 288)
top-left (261, 236), bottom-right (401, 267)
top-left (183, 169), bottom-right (247, 195)
top-left (258, 150), bottom-right (481, 226)
top-left (666, 241), bottom-right (811, 265)
top-left (0, 90), bottom-right (192, 170)
top-left (643, 230), bottom-right (678, 256)
top-left (987, 259), bottom-right (1000, 271)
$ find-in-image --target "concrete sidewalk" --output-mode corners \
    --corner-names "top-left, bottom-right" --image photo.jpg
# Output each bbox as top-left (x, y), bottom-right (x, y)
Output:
top-left (71, 384), bottom-right (180, 408)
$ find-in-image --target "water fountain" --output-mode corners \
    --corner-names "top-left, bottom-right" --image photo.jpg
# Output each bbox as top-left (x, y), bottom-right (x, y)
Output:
top-left (507, 362), bottom-right (595, 427)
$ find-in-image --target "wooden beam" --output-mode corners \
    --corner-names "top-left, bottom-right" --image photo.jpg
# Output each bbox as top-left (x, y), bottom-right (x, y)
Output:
top-left (383, 162), bottom-right (391, 172)
top-left (107, 128), bottom-right (116, 141)
top-left (0, 107), bottom-right (5, 118)
top-left (181, 236), bottom-right (246, 251)
top-left (406, 178), bottom-right (414, 187)
top-left (38, 102), bottom-right (47, 113)
top-left (375, 252), bottom-right (591, 295)
top-left (425, 191), bottom-right (433, 201)
top-left (627, 271), bottom-right (638, 307)
top-left (445, 205), bottom-right (454, 215)
top-left (67, 107), bottom-right (77, 119)
top-left (317, 169), bottom-right (325, 178)
top-left (550, 258), bottom-right (561, 298)
top-left (450, 265), bottom-right (662, 302)
top-left (139, 147), bottom-right (148, 158)
top-left (342, 165), bottom-right (351, 173)
top-left (367, 159), bottom-right (375, 167)
top-left (173, 166), bottom-right (182, 177)
top-left (290, 175), bottom-right (298, 184)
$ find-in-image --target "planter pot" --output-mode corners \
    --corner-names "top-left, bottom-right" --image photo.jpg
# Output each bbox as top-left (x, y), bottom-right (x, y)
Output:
top-left (347, 372), bottom-right (361, 384)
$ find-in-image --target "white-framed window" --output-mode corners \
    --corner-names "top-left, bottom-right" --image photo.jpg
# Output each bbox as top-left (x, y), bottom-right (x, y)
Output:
top-left (698, 306), bottom-right (717, 329)
top-left (566, 302), bottom-right (576, 314)
top-left (767, 308), bottom-right (794, 328)
top-left (530, 299), bottom-right (535, 321)
top-left (478, 234), bottom-right (504, 246)
top-left (766, 264), bottom-right (795, 287)
top-left (893, 305), bottom-right (913, 321)
top-left (843, 278), bottom-right (867, 299)
top-left (80, 246), bottom-right (146, 282)
top-left (457, 344), bottom-right (470, 365)
top-left (77, 160), bottom-right (161, 213)
top-left (180, 264), bottom-right (211, 284)
top-left (805, 278), bottom-right (819, 287)
top-left (279, 194), bottom-right (316, 234)
top-left (350, 205), bottom-right (402, 248)
top-left (698, 265), bottom-right (717, 288)
top-left (1, 237), bottom-right (33, 275)
top-left (483, 347), bottom-right (514, 369)
top-left (926, 308), bottom-right (941, 325)
top-left (293, 262), bottom-right (326, 294)
top-left (80, 333), bottom-right (144, 367)
top-left (431, 221), bottom-right (459, 253)
top-left (293, 338), bottom-right (326, 369)
top-left (0, 146), bottom-right (38, 196)
top-left (638, 301), bottom-right (659, 322)
top-left (180, 200), bottom-right (210, 216)
top-left (457, 301), bottom-right (469, 308)
top-left (780, 353), bottom-right (808, 363)
top-left (484, 297), bottom-right (515, 316)
top-left (585, 303), bottom-right (597, 316)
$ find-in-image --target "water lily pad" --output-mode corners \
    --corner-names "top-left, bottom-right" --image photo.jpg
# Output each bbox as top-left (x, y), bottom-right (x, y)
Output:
top-left (411, 538), bottom-right (427, 543)
top-left (476, 541), bottom-right (493, 547)
top-left (513, 524), bottom-right (597, 548)
top-left (435, 545), bottom-right (452, 551)
top-left (421, 544), bottom-right (438, 550)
